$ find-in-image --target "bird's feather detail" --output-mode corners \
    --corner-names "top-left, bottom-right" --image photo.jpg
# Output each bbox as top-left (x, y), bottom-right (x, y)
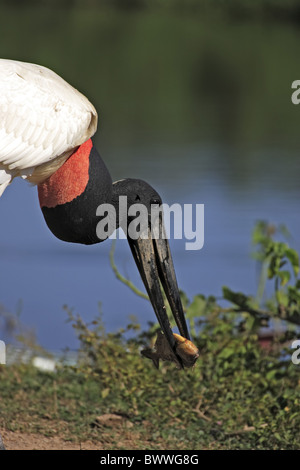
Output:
top-left (0, 58), bottom-right (98, 195)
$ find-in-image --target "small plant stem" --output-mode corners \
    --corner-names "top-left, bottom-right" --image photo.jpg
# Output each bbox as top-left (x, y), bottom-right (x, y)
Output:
top-left (109, 240), bottom-right (149, 301)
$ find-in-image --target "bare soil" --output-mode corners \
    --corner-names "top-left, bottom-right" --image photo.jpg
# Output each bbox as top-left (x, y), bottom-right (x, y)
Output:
top-left (0, 413), bottom-right (151, 450)
top-left (2, 430), bottom-right (104, 450)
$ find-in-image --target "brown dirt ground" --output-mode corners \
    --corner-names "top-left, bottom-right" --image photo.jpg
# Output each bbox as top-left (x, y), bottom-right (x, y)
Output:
top-left (2, 430), bottom-right (104, 450)
top-left (1, 414), bottom-right (150, 450)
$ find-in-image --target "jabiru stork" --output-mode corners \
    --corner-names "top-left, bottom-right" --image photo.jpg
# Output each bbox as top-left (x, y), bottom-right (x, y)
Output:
top-left (0, 58), bottom-right (196, 359)
top-left (0, 57), bottom-right (199, 450)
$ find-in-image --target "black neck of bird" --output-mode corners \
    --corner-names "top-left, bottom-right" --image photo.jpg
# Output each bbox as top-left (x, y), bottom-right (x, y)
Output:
top-left (38, 140), bottom-right (160, 246)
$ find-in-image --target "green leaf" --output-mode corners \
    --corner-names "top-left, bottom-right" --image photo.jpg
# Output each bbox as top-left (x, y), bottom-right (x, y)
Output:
top-left (188, 294), bottom-right (206, 317)
top-left (222, 287), bottom-right (249, 306)
top-left (278, 270), bottom-right (291, 287)
top-left (286, 248), bottom-right (300, 276)
top-left (218, 347), bottom-right (235, 359)
top-left (101, 388), bottom-right (110, 399)
top-left (276, 290), bottom-right (289, 308)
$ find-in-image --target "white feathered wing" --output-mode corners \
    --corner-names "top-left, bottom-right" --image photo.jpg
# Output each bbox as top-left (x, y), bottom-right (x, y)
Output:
top-left (0, 59), bottom-right (97, 196)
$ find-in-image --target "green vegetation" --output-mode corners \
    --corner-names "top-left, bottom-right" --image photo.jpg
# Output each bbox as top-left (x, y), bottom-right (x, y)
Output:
top-left (0, 222), bottom-right (299, 449)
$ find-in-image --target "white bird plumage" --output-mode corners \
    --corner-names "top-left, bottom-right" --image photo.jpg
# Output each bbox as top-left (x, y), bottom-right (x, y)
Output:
top-left (0, 58), bottom-right (98, 196)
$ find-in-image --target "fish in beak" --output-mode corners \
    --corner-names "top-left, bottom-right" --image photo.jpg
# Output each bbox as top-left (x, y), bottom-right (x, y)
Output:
top-left (127, 212), bottom-right (199, 369)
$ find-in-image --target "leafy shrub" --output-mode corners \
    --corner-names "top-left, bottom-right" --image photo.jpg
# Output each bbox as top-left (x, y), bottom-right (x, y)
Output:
top-left (63, 221), bottom-right (300, 449)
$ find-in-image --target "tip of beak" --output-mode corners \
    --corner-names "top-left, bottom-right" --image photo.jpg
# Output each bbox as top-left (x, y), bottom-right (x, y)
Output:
top-left (141, 331), bottom-right (199, 370)
top-left (173, 333), bottom-right (200, 368)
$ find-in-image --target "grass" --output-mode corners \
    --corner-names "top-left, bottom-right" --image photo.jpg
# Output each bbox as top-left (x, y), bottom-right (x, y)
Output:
top-left (0, 310), bottom-right (299, 450)
top-left (0, 221), bottom-right (300, 450)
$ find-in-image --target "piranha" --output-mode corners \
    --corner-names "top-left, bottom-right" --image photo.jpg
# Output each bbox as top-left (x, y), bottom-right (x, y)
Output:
top-left (141, 331), bottom-right (199, 369)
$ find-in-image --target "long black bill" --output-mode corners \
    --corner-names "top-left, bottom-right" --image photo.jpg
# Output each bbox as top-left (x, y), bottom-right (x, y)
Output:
top-left (127, 216), bottom-right (190, 369)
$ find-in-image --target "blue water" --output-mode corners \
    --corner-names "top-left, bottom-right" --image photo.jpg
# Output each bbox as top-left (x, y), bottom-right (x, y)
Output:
top-left (0, 142), bottom-right (299, 350)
